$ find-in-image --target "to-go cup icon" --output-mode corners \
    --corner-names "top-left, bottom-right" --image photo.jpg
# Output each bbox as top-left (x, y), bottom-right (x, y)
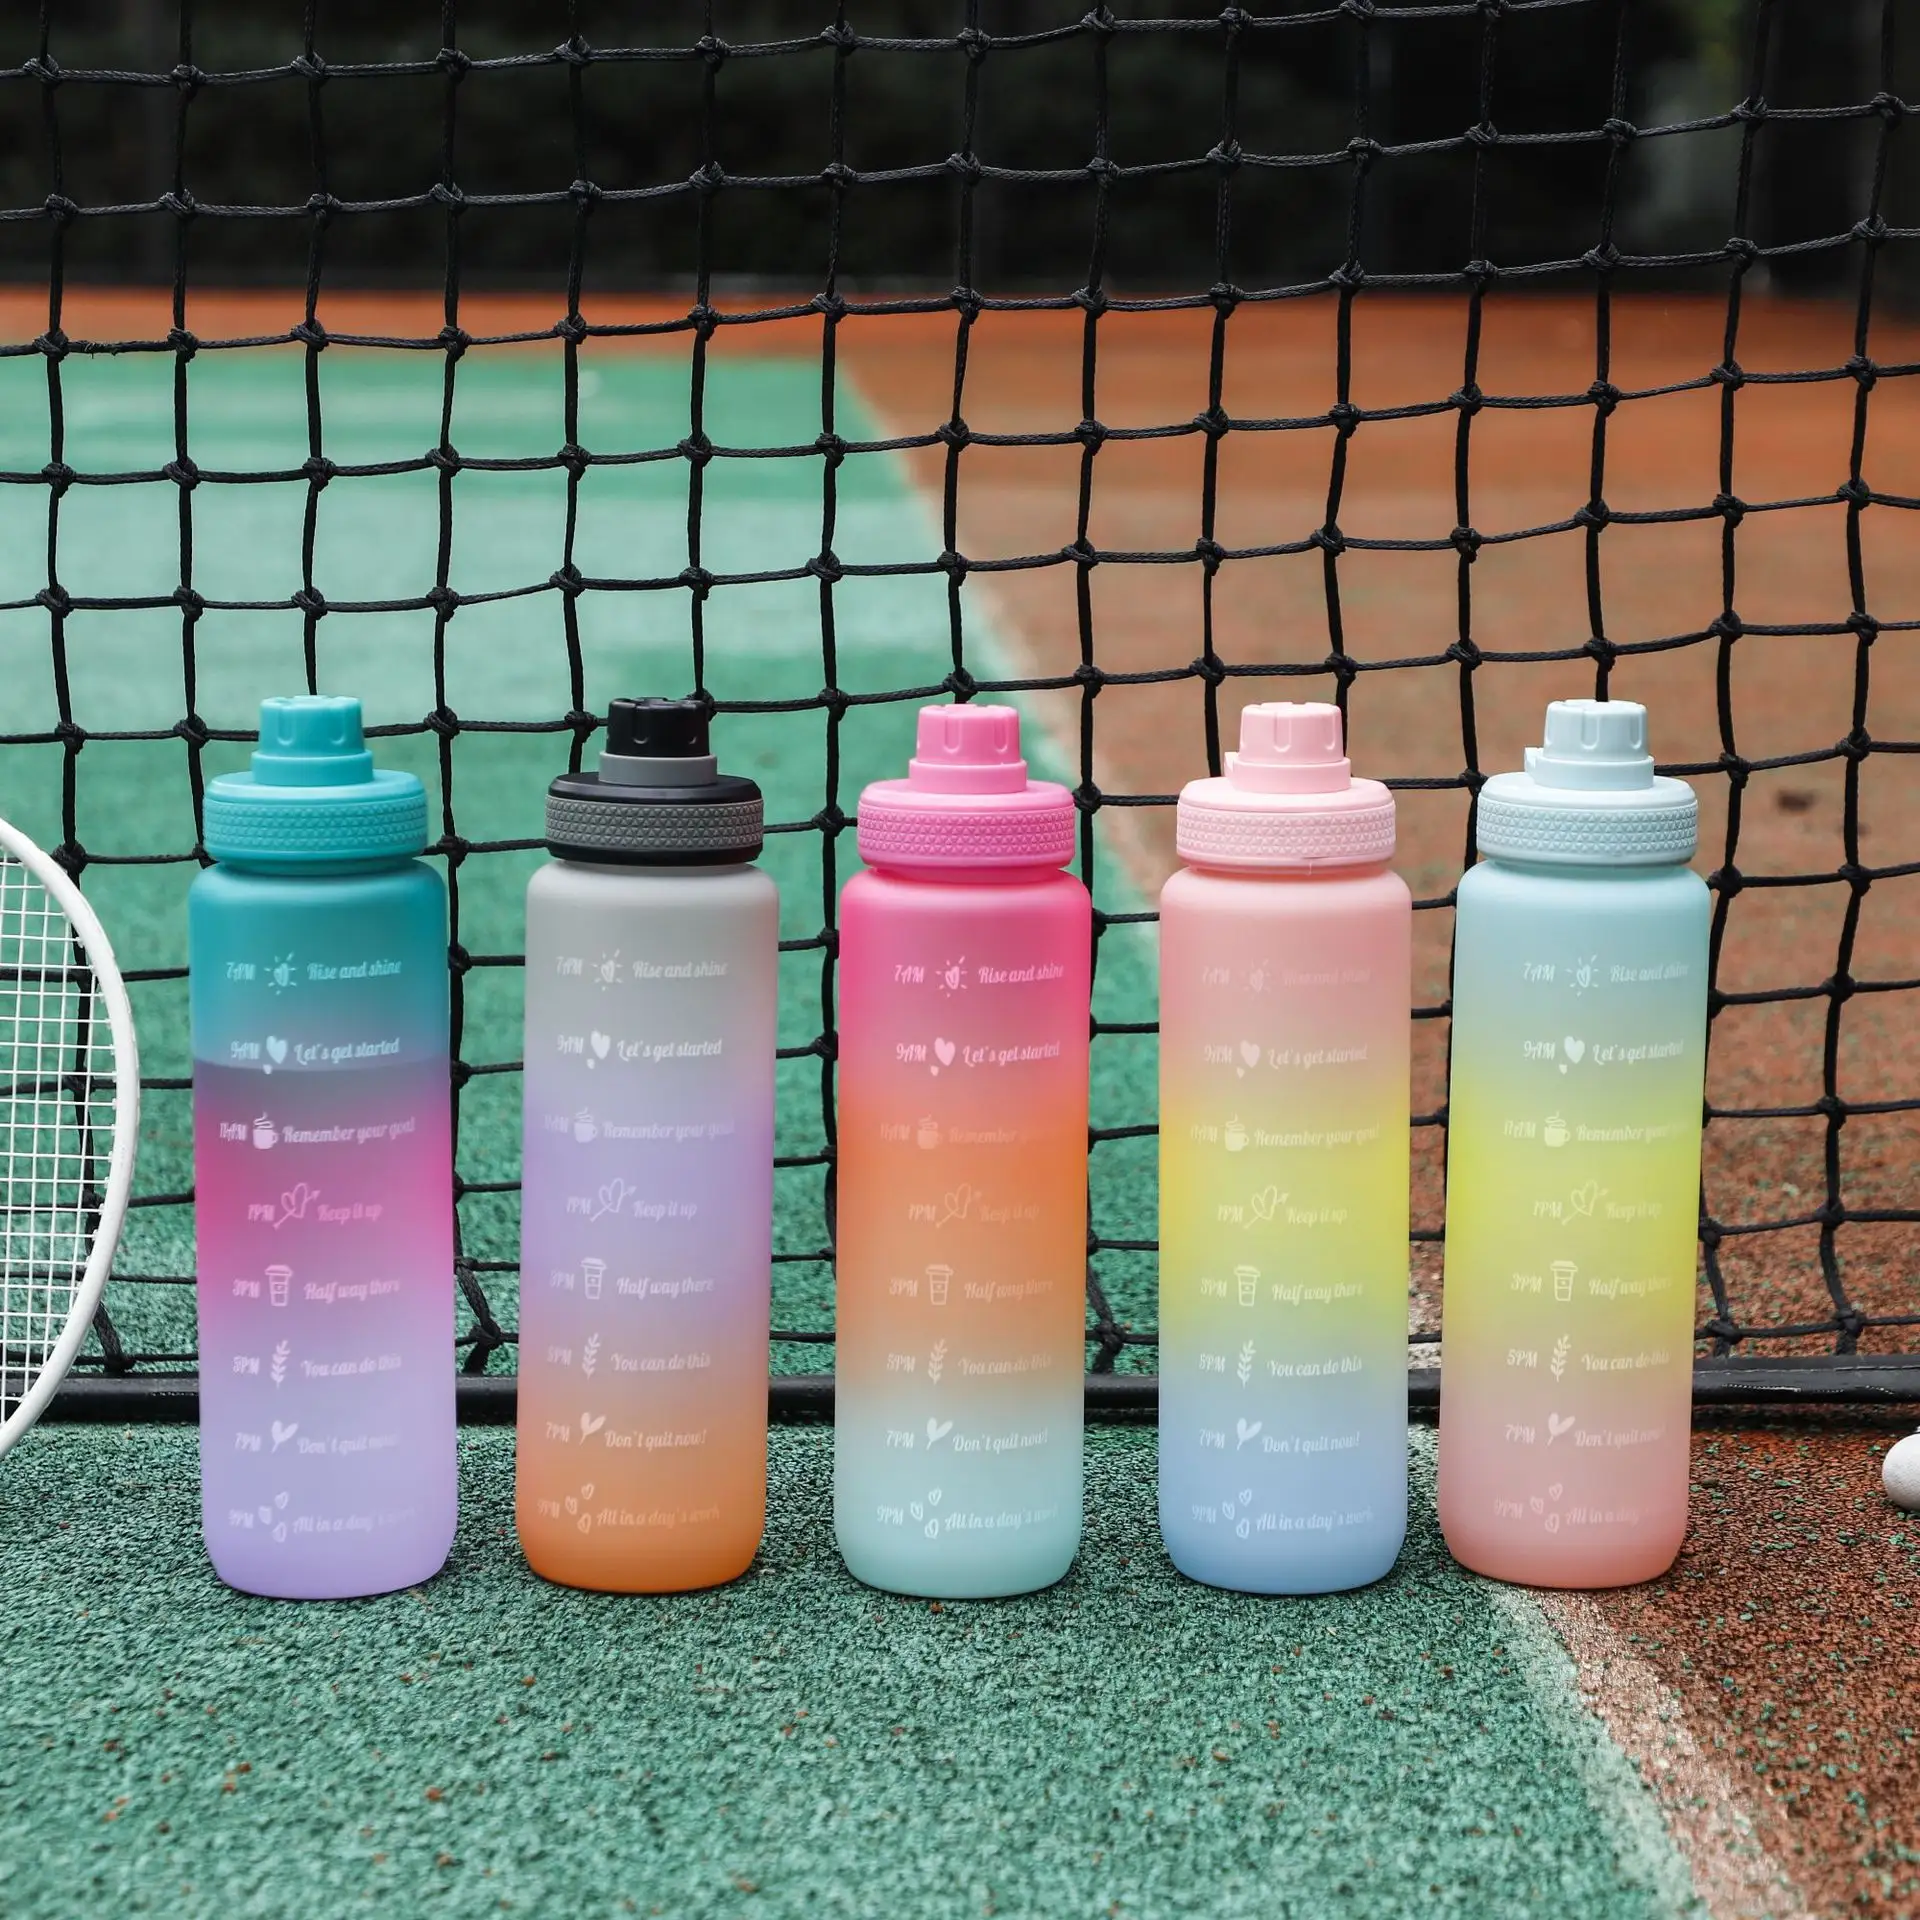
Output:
top-left (1551, 1260), bottom-right (1577, 1302)
top-left (266, 1264), bottom-right (292, 1308)
top-left (581, 1258), bottom-right (605, 1301)
top-left (926, 1264), bottom-right (952, 1306)
top-left (1234, 1264), bottom-right (1260, 1307)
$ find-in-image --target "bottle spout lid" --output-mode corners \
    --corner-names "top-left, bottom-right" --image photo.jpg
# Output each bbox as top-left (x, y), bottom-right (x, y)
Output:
top-left (1227, 702), bottom-right (1352, 794)
top-left (250, 695), bottom-right (376, 788)
top-left (907, 703), bottom-right (1028, 795)
top-left (1524, 699), bottom-right (1656, 791)
top-left (598, 696), bottom-right (720, 788)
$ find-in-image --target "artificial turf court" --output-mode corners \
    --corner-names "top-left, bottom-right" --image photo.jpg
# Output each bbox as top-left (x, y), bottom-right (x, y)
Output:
top-left (1, 288), bottom-right (1917, 1915)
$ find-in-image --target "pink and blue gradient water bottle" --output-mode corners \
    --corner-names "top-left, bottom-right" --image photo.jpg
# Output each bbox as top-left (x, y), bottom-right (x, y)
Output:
top-left (1439, 698), bottom-right (1707, 1588)
top-left (834, 704), bottom-right (1091, 1598)
top-left (190, 696), bottom-right (455, 1598)
top-left (1158, 703), bottom-right (1411, 1592)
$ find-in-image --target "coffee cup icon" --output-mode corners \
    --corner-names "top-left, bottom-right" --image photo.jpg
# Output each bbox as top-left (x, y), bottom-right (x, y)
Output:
top-left (916, 1116), bottom-right (941, 1150)
top-left (1234, 1264), bottom-right (1260, 1307)
top-left (573, 1108), bottom-right (598, 1144)
top-left (581, 1258), bottom-right (605, 1301)
top-left (1543, 1113), bottom-right (1569, 1149)
top-left (1223, 1116), bottom-right (1248, 1154)
top-left (266, 1264), bottom-right (292, 1308)
top-left (252, 1114), bottom-right (278, 1151)
top-left (926, 1264), bottom-right (952, 1306)
top-left (1551, 1260), bottom-right (1577, 1302)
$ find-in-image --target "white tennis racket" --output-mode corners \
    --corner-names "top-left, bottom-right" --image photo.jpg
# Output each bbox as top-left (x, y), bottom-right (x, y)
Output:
top-left (0, 817), bottom-right (139, 1458)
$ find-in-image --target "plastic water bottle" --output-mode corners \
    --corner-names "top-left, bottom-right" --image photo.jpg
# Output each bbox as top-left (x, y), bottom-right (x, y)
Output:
top-left (1438, 698), bottom-right (1707, 1587)
top-left (1158, 703), bottom-right (1410, 1591)
top-left (191, 695), bottom-right (454, 1598)
top-left (516, 698), bottom-right (777, 1591)
top-left (834, 704), bottom-right (1090, 1597)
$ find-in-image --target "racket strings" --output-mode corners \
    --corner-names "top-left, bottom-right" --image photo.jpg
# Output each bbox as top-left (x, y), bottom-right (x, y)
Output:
top-left (1, 854), bottom-right (117, 1410)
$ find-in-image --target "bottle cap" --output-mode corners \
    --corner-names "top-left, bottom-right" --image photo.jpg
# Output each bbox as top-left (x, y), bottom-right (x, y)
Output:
top-left (857, 704), bottom-right (1075, 873)
top-left (1478, 699), bottom-right (1697, 866)
top-left (1176, 703), bottom-right (1395, 869)
top-left (203, 695), bottom-right (428, 868)
top-left (545, 697), bottom-right (763, 866)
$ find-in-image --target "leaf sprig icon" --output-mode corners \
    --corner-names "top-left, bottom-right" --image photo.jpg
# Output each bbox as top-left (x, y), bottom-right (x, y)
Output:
top-left (1236, 1340), bottom-right (1255, 1387)
top-left (269, 1340), bottom-right (289, 1387)
top-left (927, 1339), bottom-right (947, 1385)
top-left (582, 1332), bottom-right (601, 1378)
top-left (1549, 1333), bottom-right (1570, 1381)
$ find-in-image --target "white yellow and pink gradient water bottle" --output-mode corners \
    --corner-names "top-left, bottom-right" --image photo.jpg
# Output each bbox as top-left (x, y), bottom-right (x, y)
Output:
top-left (1439, 698), bottom-right (1707, 1588)
top-left (834, 704), bottom-right (1090, 1598)
top-left (1159, 703), bottom-right (1410, 1592)
top-left (516, 698), bottom-right (777, 1592)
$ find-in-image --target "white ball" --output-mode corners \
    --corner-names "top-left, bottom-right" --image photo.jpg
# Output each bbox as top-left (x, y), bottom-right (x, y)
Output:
top-left (1882, 1432), bottom-right (1920, 1511)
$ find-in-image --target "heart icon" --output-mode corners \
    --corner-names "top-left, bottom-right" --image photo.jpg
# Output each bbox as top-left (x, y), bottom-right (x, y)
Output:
top-left (926, 1417), bottom-right (954, 1445)
top-left (270, 1420), bottom-right (297, 1450)
top-left (580, 1411), bottom-right (606, 1438)
top-left (275, 1492), bottom-right (288, 1510)
top-left (1239, 1489), bottom-right (1253, 1506)
top-left (564, 1496), bottom-right (577, 1516)
top-left (1563, 1036), bottom-right (1585, 1064)
top-left (1548, 1482), bottom-right (1564, 1502)
top-left (590, 1031), bottom-right (611, 1059)
top-left (265, 1035), bottom-right (288, 1065)
top-left (924, 1519), bottom-right (940, 1540)
top-left (1235, 1417), bottom-right (1262, 1448)
top-left (1530, 1496), bottom-right (1545, 1515)
top-left (927, 1488), bottom-right (942, 1506)
top-left (272, 1523), bottom-right (287, 1543)
top-left (1239, 1040), bottom-right (1261, 1069)
top-left (1569, 1180), bottom-right (1602, 1217)
top-left (1248, 1185), bottom-right (1283, 1223)
top-left (1548, 1413), bottom-right (1575, 1441)
top-left (933, 1037), bottom-right (956, 1068)
top-left (581, 1483), bottom-right (594, 1501)
top-left (910, 1502), bottom-right (924, 1521)
top-left (1236, 1518), bottom-right (1251, 1539)
top-left (257, 1505), bottom-right (273, 1525)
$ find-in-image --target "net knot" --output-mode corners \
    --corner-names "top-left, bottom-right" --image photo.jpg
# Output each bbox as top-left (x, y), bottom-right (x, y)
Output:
top-left (678, 564), bottom-right (715, 598)
top-left (808, 550), bottom-right (845, 585)
top-left (568, 178), bottom-right (603, 210)
top-left (42, 193), bottom-right (78, 228)
top-left (556, 36), bottom-right (594, 69)
top-left (1828, 970), bottom-right (1858, 1005)
top-left (292, 51), bottom-right (329, 85)
top-left (161, 189), bottom-right (201, 223)
top-left (1836, 477), bottom-right (1872, 510)
top-left (1845, 610), bottom-right (1879, 643)
top-left (425, 584), bottom-right (462, 617)
top-left (1449, 524), bottom-right (1482, 559)
top-left (40, 459), bottom-right (73, 497)
top-left (166, 327), bottom-right (199, 358)
top-left (1327, 261), bottom-right (1366, 291)
top-left (812, 290), bottom-right (849, 322)
top-left (1196, 405), bottom-right (1230, 442)
top-left (1872, 89), bottom-right (1906, 126)
top-left (821, 20), bottom-right (858, 53)
top-left (946, 151), bottom-right (984, 185)
top-left (1194, 536), bottom-right (1225, 574)
top-left (1344, 135), bottom-right (1383, 168)
top-left (1709, 357), bottom-right (1745, 390)
top-left (1852, 214), bottom-right (1888, 248)
top-left (1311, 523), bottom-right (1347, 557)
top-left (1732, 94), bottom-right (1768, 126)
top-left (173, 715), bottom-right (212, 750)
top-left (1073, 417), bottom-right (1107, 451)
top-left (1602, 116), bottom-right (1637, 146)
top-left (1448, 637), bottom-right (1484, 669)
top-left (435, 45), bottom-right (473, 80)
top-left (1844, 353), bottom-right (1878, 391)
top-left (170, 61), bottom-right (206, 94)
top-left (165, 456), bottom-right (202, 492)
top-left (943, 666), bottom-right (980, 701)
top-left (23, 54), bottom-right (62, 88)
top-left (437, 324), bottom-right (472, 357)
top-left (937, 417), bottom-right (972, 450)
top-left (1074, 285), bottom-right (1110, 318)
top-left (1191, 652), bottom-right (1227, 687)
top-left (958, 23), bottom-right (994, 61)
top-left (426, 704), bottom-right (462, 741)
top-left (549, 564), bottom-right (584, 599)
top-left (291, 318), bottom-right (329, 350)
top-left (1466, 119), bottom-right (1500, 150)
top-left (815, 430), bottom-right (847, 466)
top-left (1709, 860), bottom-right (1742, 899)
top-left (35, 583), bottom-right (72, 618)
top-left (1710, 610), bottom-right (1744, 642)
top-left (1206, 139), bottom-right (1243, 174)
top-left (1581, 240), bottom-right (1620, 275)
top-left (678, 432), bottom-right (713, 469)
top-left (1722, 235), bottom-right (1760, 267)
top-left (1713, 490), bottom-right (1746, 526)
top-left (1815, 1094), bottom-right (1848, 1127)
top-left (1586, 378), bottom-right (1621, 416)
top-left (293, 587), bottom-right (329, 619)
top-left (1582, 632), bottom-right (1619, 669)
top-left (1067, 537), bottom-right (1099, 570)
top-left (427, 443), bottom-right (463, 475)
top-left (821, 160), bottom-right (857, 193)
top-left (1451, 382), bottom-right (1484, 417)
top-left (1071, 662), bottom-right (1107, 693)
top-left (557, 440), bottom-right (589, 478)
top-left (35, 327), bottom-right (69, 362)
top-left (939, 548), bottom-right (969, 583)
top-left (429, 181), bottom-right (469, 213)
top-left (949, 285), bottom-right (985, 322)
top-left (1841, 725), bottom-right (1872, 762)
top-left (1328, 401), bottom-right (1360, 438)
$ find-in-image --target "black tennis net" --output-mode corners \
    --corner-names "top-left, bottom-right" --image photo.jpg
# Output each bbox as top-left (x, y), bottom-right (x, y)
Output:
top-left (4, 1), bottom-right (1918, 1417)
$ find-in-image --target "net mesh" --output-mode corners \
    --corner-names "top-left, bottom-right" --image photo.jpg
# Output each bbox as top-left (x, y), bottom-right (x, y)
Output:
top-left (2, 1), bottom-right (1917, 1407)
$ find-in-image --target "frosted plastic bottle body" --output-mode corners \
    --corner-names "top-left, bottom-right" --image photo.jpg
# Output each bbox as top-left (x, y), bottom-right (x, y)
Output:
top-left (1438, 858), bottom-right (1708, 1587)
top-left (1159, 863), bottom-right (1411, 1591)
top-left (834, 867), bottom-right (1091, 1597)
top-left (191, 859), bottom-right (456, 1599)
top-left (517, 861), bottom-right (777, 1591)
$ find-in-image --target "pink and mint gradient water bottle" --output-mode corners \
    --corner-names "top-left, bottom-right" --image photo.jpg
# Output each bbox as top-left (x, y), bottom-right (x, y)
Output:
top-left (517, 698), bottom-right (777, 1593)
top-left (835, 705), bottom-right (1090, 1598)
top-left (1159, 703), bottom-right (1411, 1592)
top-left (191, 696), bottom-right (455, 1598)
top-left (1439, 699), bottom-right (1707, 1588)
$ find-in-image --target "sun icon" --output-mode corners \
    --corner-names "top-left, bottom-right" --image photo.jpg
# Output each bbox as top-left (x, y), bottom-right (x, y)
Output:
top-left (268, 952), bottom-right (298, 993)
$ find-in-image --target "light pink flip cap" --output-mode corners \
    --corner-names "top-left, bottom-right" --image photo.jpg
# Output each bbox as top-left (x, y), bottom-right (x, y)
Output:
top-left (1176, 702), bottom-right (1395, 869)
top-left (857, 704), bottom-right (1075, 872)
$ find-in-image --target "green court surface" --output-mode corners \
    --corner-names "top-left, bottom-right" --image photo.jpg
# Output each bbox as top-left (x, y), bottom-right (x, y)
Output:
top-left (0, 1426), bottom-right (1697, 1919)
top-left (0, 345), bottom-right (1702, 1915)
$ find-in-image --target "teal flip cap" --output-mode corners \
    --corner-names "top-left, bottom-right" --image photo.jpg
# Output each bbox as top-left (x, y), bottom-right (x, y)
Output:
top-left (203, 695), bottom-right (429, 867)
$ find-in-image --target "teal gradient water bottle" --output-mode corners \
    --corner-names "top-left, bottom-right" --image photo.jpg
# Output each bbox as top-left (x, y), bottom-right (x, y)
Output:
top-left (1438, 699), bottom-right (1707, 1588)
top-left (191, 696), bottom-right (455, 1598)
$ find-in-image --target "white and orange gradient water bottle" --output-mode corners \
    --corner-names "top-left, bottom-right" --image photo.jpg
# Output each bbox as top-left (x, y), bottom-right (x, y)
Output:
top-left (1159, 703), bottom-right (1411, 1592)
top-left (834, 705), bottom-right (1090, 1598)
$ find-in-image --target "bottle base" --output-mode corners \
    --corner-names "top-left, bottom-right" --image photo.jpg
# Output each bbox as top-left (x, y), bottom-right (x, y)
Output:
top-left (205, 1548), bottom-right (452, 1601)
top-left (836, 1527), bottom-right (1079, 1600)
top-left (1164, 1534), bottom-right (1405, 1596)
top-left (518, 1533), bottom-right (762, 1596)
top-left (1440, 1524), bottom-right (1684, 1591)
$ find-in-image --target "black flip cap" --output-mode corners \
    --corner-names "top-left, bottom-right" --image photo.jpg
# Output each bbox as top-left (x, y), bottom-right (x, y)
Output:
top-left (608, 696), bottom-right (708, 760)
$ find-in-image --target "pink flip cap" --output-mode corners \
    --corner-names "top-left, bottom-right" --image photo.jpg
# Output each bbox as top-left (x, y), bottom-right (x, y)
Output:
top-left (858, 704), bottom-right (1075, 872)
top-left (1176, 702), bottom-right (1395, 868)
